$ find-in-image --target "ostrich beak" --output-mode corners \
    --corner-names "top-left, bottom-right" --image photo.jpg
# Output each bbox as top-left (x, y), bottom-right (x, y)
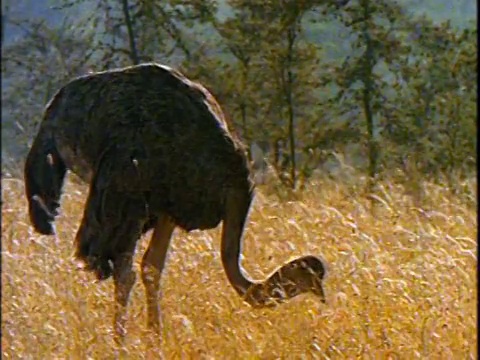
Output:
top-left (319, 290), bottom-right (326, 304)
top-left (312, 277), bottom-right (326, 304)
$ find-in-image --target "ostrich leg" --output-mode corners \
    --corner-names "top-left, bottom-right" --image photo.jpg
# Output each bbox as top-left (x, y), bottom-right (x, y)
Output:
top-left (141, 213), bottom-right (176, 332)
top-left (113, 253), bottom-right (136, 345)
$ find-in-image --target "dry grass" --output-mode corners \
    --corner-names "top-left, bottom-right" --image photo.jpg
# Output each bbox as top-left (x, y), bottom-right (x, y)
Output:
top-left (1, 174), bottom-right (477, 359)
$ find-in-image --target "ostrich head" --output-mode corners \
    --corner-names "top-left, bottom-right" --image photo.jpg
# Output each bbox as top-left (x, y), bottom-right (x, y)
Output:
top-left (244, 255), bottom-right (327, 308)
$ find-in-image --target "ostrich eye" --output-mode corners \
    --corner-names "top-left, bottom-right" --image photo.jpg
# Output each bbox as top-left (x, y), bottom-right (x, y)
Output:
top-left (287, 287), bottom-right (301, 297)
top-left (287, 262), bottom-right (299, 270)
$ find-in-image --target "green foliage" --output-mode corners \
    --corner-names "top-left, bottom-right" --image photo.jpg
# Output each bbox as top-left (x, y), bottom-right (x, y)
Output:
top-left (384, 17), bottom-right (477, 180)
top-left (2, 0), bottom-right (476, 187)
top-left (2, 17), bottom-right (94, 166)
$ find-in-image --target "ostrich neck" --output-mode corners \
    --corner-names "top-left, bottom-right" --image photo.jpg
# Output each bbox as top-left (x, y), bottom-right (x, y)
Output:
top-left (220, 188), bottom-right (256, 296)
top-left (220, 188), bottom-right (285, 308)
top-left (220, 212), bottom-right (257, 298)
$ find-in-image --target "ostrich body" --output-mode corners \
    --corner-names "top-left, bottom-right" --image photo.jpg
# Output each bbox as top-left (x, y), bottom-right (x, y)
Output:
top-left (24, 63), bottom-right (326, 340)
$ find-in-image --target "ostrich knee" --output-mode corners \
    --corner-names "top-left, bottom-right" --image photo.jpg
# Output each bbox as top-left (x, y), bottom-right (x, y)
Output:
top-left (140, 214), bottom-right (175, 332)
top-left (141, 262), bottom-right (162, 331)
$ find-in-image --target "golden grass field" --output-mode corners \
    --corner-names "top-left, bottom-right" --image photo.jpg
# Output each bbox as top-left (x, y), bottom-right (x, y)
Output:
top-left (1, 174), bottom-right (477, 359)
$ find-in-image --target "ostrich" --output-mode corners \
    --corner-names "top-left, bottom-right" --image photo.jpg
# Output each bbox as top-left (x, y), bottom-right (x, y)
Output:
top-left (24, 63), bottom-right (327, 341)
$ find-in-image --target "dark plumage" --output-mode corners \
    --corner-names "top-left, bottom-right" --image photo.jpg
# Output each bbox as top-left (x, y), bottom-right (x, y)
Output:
top-left (24, 63), bottom-right (327, 341)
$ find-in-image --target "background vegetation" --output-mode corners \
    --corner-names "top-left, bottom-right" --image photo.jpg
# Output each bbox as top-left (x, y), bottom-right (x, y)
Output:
top-left (1, 0), bottom-right (477, 358)
top-left (1, 0), bottom-right (477, 190)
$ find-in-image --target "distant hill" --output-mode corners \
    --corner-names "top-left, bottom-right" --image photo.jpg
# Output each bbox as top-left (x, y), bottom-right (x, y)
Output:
top-left (2, 0), bottom-right (476, 47)
top-left (397, 0), bottom-right (476, 27)
top-left (2, 0), bottom-right (87, 45)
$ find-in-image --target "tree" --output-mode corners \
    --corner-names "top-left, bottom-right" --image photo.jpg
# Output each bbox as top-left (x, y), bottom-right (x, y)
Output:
top-left (1, 17), bottom-right (94, 172)
top-left (56, 0), bottom-right (204, 69)
top-left (120, 0), bottom-right (140, 64)
top-left (332, 0), bottom-right (408, 191)
top-left (396, 18), bottom-right (477, 183)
